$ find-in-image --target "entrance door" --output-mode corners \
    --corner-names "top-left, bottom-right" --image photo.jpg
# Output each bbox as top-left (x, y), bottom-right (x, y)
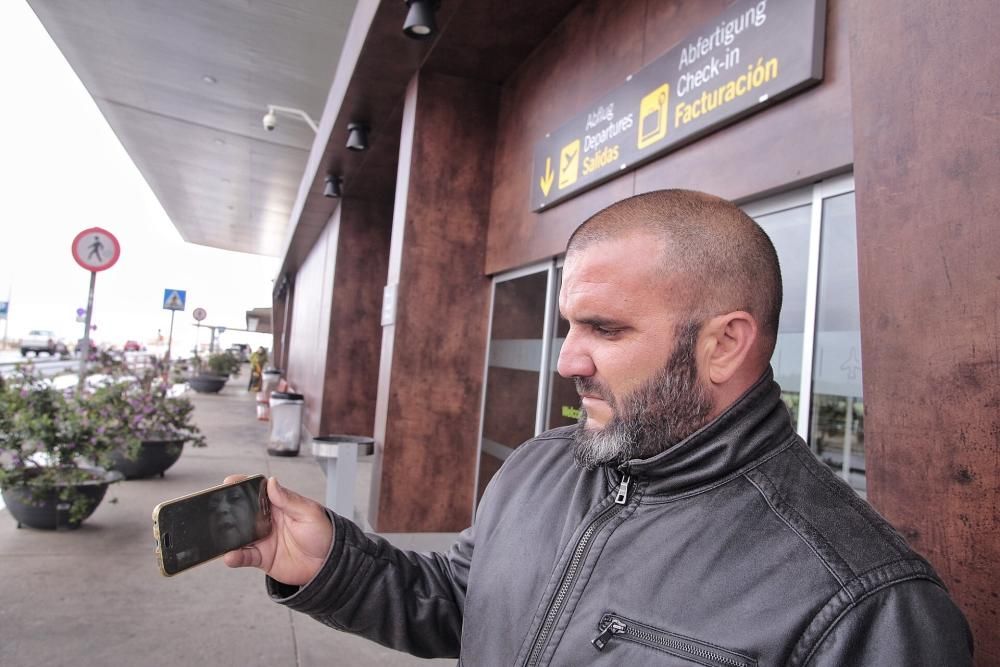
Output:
top-left (475, 266), bottom-right (556, 505)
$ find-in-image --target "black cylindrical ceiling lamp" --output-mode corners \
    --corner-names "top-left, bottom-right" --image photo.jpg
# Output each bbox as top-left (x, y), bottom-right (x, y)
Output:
top-left (346, 122), bottom-right (369, 151)
top-left (323, 174), bottom-right (342, 198)
top-left (402, 0), bottom-right (439, 39)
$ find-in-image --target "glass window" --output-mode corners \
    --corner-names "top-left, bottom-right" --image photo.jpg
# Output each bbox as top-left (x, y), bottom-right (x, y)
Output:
top-left (752, 205), bottom-right (811, 428)
top-left (810, 192), bottom-right (865, 492)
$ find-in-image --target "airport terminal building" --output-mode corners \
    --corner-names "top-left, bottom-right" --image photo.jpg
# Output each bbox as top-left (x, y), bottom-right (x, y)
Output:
top-left (30, 0), bottom-right (998, 660)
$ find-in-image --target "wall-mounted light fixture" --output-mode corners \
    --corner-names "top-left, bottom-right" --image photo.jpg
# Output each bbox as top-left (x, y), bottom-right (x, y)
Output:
top-left (324, 174), bottom-right (342, 198)
top-left (402, 0), bottom-right (439, 39)
top-left (262, 104), bottom-right (319, 133)
top-left (346, 123), bottom-right (369, 151)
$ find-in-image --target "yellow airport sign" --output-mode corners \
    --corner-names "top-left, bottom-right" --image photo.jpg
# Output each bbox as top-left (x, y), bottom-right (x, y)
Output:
top-left (559, 139), bottom-right (581, 189)
top-left (637, 84), bottom-right (670, 149)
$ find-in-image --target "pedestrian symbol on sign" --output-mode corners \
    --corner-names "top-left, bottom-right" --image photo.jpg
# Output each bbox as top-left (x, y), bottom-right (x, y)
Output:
top-left (162, 289), bottom-right (187, 311)
top-left (87, 236), bottom-right (105, 262)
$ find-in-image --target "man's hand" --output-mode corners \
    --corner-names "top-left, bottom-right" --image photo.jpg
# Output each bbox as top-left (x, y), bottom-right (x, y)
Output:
top-left (222, 475), bottom-right (333, 587)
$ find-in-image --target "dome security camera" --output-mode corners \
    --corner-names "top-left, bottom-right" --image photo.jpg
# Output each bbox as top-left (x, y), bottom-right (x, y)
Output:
top-left (262, 110), bottom-right (277, 131)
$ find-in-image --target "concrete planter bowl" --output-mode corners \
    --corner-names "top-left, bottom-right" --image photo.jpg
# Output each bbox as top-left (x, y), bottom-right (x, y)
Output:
top-left (1, 467), bottom-right (121, 530)
top-left (108, 437), bottom-right (186, 479)
top-left (188, 374), bottom-right (227, 394)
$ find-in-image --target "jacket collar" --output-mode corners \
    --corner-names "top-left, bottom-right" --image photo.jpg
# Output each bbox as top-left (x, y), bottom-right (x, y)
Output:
top-left (616, 368), bottom-right (794, 497)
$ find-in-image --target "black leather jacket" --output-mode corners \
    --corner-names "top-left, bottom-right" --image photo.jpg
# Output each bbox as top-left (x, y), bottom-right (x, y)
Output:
top-left (268, 371), bottom-right (973, 665)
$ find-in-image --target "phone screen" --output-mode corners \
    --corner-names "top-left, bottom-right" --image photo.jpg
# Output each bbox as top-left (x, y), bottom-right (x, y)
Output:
top-left (153, 475), bottom-right (272, 576)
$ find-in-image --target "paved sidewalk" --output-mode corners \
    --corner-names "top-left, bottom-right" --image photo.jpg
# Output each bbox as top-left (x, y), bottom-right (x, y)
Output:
top-left (0, 381), bottom-right (457, 666)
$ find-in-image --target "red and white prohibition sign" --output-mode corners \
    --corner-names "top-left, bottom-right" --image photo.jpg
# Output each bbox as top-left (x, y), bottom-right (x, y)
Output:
top-left (72, 227), bottom-right (120, 272)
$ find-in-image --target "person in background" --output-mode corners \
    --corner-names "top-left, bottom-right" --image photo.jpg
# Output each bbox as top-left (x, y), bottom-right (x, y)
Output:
top-left (248, 346), bottom-right (267, 392)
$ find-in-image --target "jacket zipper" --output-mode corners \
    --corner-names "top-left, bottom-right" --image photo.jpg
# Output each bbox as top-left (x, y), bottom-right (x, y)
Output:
top-left (592, 614), bottom-right (756, 667)
top-left (523, 474), bottom-right (631, 666)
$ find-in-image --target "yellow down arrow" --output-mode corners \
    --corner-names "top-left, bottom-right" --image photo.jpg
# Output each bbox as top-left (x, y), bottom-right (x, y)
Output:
top-left (539, 157), bottom-right (554, 197)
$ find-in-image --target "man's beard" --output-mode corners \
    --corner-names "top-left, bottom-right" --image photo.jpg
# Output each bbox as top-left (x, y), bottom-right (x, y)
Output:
top-left (572, 320), bottom-right (714, 470)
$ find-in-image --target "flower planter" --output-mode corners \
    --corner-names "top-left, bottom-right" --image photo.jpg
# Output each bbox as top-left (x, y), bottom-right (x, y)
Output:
top-left (188, 374), bottom-right (227, 394)
top-left (108, 437), bottom-right (186, 479)
top-left (1, 467), bottom-right (120, 530)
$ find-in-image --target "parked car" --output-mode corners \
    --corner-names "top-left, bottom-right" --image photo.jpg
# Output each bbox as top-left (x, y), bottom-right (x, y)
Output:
top-left (228, 343), bottom-right (250, 362)
top-left (20, 330), bottom-right (58, 357)
top-left (124, 340), bottom-right (143, 352)
top-left (75, 339), bottom-right (101, 359)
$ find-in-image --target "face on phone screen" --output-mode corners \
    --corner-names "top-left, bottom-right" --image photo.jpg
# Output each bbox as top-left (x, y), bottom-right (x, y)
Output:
top-left (154, 476), bottom-right (272, 576)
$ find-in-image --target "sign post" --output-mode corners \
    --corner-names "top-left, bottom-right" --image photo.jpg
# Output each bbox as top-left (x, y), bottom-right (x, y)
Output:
top-left (209, 325), bottom-right (226, 354)
top-left (162, 289), bottom-right (187, 363)
top-left (0, 296), bottom-right (8, 350)
top-left (71, 227), bottom-right (121, 389)
top-left (192, 307), bottom-right (207, 355)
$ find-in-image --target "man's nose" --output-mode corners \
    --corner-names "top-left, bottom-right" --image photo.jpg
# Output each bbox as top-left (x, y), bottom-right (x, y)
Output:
top-left (556, 330), bottom-right (595, 379)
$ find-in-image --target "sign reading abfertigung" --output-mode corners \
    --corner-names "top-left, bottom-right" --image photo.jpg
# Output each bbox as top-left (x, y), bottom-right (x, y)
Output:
top-left (532, 0), bottom-right (826, 211)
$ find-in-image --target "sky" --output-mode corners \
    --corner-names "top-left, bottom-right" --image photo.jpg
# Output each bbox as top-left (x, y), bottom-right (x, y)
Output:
top-left (0, 1), bottom-right (279, 355)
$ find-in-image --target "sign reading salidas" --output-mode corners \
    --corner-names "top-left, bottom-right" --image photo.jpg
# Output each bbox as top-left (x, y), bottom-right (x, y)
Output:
top-left (532, 0), bottom-right (826, 211)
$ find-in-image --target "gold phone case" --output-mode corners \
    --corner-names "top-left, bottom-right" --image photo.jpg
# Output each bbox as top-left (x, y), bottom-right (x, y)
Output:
top-left (152, 474), bottom-right (268, 577)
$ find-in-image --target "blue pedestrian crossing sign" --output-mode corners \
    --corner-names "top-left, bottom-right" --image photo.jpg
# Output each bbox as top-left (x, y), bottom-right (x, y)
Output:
top-left (163, 289), bottom-right (187, 311)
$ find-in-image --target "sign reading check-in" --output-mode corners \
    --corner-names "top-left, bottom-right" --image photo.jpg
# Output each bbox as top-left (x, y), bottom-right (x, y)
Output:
top-left (532, 0), bottom-right (827, 211)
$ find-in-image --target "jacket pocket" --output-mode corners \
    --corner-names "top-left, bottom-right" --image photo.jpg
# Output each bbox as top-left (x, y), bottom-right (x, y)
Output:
top-left (591, 613), bottom-right (757, 667)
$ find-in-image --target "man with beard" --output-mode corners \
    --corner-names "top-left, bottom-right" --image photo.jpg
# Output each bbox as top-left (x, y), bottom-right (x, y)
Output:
top-left (224, 190), bottom-right (972, 665)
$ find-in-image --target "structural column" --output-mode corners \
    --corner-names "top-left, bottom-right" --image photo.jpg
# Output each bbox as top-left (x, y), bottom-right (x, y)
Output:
top-left (318, 197), bottom-right (392, 437)
top-left (271, 295), bottom-right (285, 370)
top-left (849, 1), bottom-right (1000, 662)
top-left (370, 71), bottom-right (499, 532)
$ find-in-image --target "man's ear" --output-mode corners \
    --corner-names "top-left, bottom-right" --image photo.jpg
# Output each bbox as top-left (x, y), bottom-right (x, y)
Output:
top-left (699, 311), bottom-right (758, 385)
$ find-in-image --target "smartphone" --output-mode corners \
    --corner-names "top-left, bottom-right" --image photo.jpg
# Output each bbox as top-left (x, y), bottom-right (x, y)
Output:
top-left (153, 475), bottom-right (272, 577)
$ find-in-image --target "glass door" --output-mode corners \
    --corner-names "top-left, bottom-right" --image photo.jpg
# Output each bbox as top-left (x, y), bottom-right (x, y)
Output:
top-left (809, 191), bottom-right (865, 492)
top-left (474, 264), bottom-right (556, 505)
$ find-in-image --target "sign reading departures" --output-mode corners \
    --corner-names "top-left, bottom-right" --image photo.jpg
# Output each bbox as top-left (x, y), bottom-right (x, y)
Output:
top-left (532, 0), bottom-right (827, 211)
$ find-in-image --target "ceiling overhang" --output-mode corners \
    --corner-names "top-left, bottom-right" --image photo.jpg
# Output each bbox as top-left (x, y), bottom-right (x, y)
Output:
top-left (27, 0), bottom-right (581, 276)
top-left (27, 0), bottom-right (357, 257)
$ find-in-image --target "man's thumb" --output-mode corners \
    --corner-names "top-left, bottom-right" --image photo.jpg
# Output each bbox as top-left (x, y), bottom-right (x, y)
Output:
top-left (268, 476), bottom-right (288, 506)
top-left (267, 476), bottom-right (312, 518)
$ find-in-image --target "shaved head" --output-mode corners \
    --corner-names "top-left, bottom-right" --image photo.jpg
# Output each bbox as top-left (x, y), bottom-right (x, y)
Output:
top-left (567, 189), bottom-right (782, 359)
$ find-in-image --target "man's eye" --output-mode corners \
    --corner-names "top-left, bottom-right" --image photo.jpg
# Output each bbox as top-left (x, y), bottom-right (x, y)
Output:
top-left (594, 326), bottom-right (619, 337)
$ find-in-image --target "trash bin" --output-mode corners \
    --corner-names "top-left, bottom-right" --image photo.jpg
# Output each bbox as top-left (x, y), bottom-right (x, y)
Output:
top-left (312, 435), bottom-right (375, 517)
top-left (257, 368), bottom-right (283, 421)
top-left (261, 368), bottom-right (282, 395)
top-left (267, 391), bottom-right (305, 456)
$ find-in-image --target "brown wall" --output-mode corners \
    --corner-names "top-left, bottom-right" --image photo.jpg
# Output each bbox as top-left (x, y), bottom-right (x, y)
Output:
top-left (284, 200), bottom-right (392, 441)
top-left (486, 0), bottom-right (853, 275)
top-left (280, 283), bottom-right (294, 374)
top-left (370, 72), bottom-right (498, 531)
top-left (287, 211), bottom-right (338, 436)
top-left (319, 197), bottom-right (392, 436)
top-left (271, 296), bottom-right (285, 370)
top-left (849, 0), bottom-right (1000, 662)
